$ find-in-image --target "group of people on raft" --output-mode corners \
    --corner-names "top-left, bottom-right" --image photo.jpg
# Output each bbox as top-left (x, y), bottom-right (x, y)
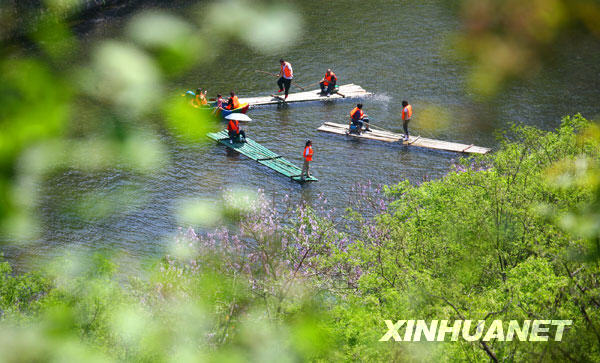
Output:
top-left (276, 59), bottom-right (338, 99)
top-left (190, 89), bottom-right (242, 114)
top-left (347, 101), bottom-right (412, 141)
top-left (275, 59), bottom-right (413, 141)
top-left (194, 58), bottom-right (413, 180)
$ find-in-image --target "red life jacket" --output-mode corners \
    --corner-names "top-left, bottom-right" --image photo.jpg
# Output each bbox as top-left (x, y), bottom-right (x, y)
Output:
top-left (350, 107), bottom-right (364, 121)
top-left (227, 95), bottom-right (240, 110)
top-left (227, 119), bottom-right (239, 133)
top-left (281, 62), bottom-right (293, 78)
top-left (402, 104), bottom-right (413, 120)
top-left (303, 145), bottom-right (313, 161)
top-left (323, 71), bottom-right (337, 86)
top-left (231, 95), bottom-right (240, 109)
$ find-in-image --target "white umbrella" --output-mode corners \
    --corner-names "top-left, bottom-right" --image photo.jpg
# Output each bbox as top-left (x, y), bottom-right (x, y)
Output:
top-left (224, 113), bottom-right (252, 122)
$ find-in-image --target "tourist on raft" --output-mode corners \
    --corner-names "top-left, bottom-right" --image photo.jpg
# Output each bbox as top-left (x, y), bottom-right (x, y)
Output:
top-left (227, 118), bottom-right (246, 144)
top-left (301, 140), bottom-right (313, 180)
top-left (276, 58), bottom-right (293, 100)
top-left (348, 103), bottom-right (371, 134)
top-left (320, 69), bottom-right (337, 96)
top-left (225, 91), bottom-right (240, 110)
top-left (192, 88), bottom-right (208, 107)
top-left (212, 94), bottom-right (224, 114)
top-left (401, 100), bottom-right (412, 142)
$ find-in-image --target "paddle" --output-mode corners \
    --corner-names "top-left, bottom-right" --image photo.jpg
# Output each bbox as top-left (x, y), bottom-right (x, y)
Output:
top-left (350, 118), bottom-right (395, 134)
top-left (334, 89), bottom-right (346, 98)
top-left (255, 70), bottom-right (305, 91)
top-left (304, 80), bottom-right (346, 98)
top-left (363, 123), bottom-right (389, 132)
top-left (363, 121), bottom-right (419, 143)
top-left (303, 81), bottom-right (321, 89)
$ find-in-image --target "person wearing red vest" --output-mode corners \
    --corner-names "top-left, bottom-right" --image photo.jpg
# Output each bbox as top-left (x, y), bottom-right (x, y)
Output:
top-left (227, 118), bottom-right (246, 144)
top-left (319, 69), bottom-right (337, 96)
top-left (277, 58), bottom-right (293, 99)
top-left (225, 91), bottom-right (240, 110)
top-left (301, 140), bottom-right (313, 180)
top-left (348, 103), bottom-right (371, 134)
top-left (401, 100), bottom-right (413, 142)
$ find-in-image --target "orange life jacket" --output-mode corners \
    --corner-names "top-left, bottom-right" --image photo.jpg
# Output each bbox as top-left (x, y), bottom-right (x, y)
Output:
top-left (402, 104), bottom-right (413, 120)
top-left (281, 62), bottom-right (293, 79)
top-left (228, 119), bottom-right (240, 133)
top-left (303, 145), bottom-right (313, 161)
top-left (193, 93), bottom-right (207, 106)
top-left (350, 107), bottom-right (364, 121)
top-left (323, 71), bottom-right (337, 86)
top-left (227, 95), bottom-right (240, 110)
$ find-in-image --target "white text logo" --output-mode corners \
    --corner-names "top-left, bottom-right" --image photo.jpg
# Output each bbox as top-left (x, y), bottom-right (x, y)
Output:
top-left (379, 320), bottom-right (572, 342)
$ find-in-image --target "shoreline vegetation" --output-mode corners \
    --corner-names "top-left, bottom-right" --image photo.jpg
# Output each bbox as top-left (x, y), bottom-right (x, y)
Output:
top-left (2, 115), bottom-right (599, 361)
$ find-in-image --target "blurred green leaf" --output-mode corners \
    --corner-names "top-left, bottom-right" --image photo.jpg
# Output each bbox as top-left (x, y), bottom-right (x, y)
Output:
top-left (162, 94), bottom-right (217, 142)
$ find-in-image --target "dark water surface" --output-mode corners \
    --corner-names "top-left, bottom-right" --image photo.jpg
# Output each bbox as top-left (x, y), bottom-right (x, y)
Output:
top-left (11, 0), bottom-right (600, 263)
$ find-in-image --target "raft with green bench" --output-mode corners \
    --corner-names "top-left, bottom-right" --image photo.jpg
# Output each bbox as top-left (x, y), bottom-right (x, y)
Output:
top-left (206, 130), bottom-right (318, 183)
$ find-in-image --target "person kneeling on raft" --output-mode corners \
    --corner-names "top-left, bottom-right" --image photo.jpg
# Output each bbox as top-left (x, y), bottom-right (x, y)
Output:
top-left (227, 119), bottom-right (246, 143)
top-left (348, 103), bottom-right (371, 134)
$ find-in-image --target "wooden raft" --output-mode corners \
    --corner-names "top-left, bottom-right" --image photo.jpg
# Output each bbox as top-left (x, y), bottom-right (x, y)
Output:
top-left (317, 122), bottom-right (490, 154)
top-left (239, 84), bottom-right (372, 107)
top-left (207, 130), bottom-right (318, 183)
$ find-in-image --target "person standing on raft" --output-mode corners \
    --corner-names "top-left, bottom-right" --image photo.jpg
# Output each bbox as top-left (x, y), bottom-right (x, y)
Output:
top-left (301, 140), bottom-right (313, 180)
top-left (320, 69), bottom-right (337, 96)
top-left (348, 103), bottom-right (371, 134)
top-left (277, 58), bottom-right (293, 100)
top-left (401, 100), bottom-right (412, 142)
top-left (227, 118), bottom-right (246, 144)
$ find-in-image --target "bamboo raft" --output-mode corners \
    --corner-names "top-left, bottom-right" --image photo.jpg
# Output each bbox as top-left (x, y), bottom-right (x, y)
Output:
top-left (239, 84), bottom-right (371, 107)
top-left (207, 130), bottom-right (318, 183)
top-left (317, 122), bottom-right (490, 154)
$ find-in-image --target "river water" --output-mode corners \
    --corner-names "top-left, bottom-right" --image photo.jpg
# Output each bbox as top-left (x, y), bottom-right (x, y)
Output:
top-left (10, 0), bottom-right (600, 263)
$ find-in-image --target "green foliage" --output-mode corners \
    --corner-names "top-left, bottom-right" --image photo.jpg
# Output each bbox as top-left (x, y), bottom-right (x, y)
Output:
top-left (0, 259), bottom-right (50, 318)
top-left (327, 114), bottom-right (600, 361)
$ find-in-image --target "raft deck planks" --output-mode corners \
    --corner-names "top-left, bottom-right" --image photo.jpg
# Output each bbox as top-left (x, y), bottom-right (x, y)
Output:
top-left (239, 84), bottom-right (372, 107)
top-left (207, 130), bottom-right (318, 182)
top-left (317, 122), bottom-right (490, 154)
